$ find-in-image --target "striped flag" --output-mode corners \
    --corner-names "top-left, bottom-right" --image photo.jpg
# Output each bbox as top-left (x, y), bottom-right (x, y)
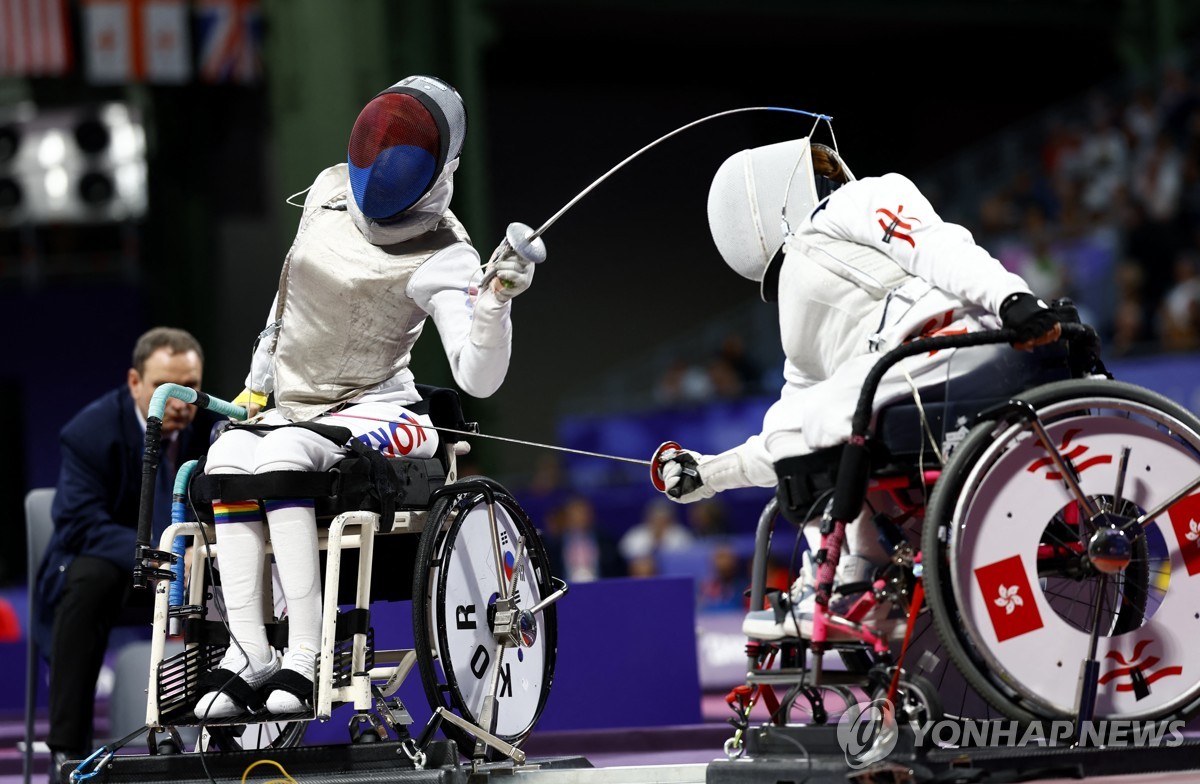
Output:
top-left (0, 0), bottom-right (72, 77)
top-left (81, 0), bottom-right (191, 84)
top-left (195, 0), bottom-right (263, 84)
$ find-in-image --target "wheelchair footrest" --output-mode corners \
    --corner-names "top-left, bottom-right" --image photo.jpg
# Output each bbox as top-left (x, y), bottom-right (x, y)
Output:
top-left (159, 621), bottom-right (374, 723)
top-left (746, 667), bottom-right (873, 688)
top-left (196, 707), bottom-right (315, 727)
top-left (156, 643), bottom-right (224, 725)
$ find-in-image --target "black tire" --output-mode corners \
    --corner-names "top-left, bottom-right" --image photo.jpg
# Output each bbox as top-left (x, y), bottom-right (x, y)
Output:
top-left (923, 378), bottom-right (1200, 722)
top-left (880, 673), bottom-right (943, 727)
top-left (411, 478), bottom-right (558, 760)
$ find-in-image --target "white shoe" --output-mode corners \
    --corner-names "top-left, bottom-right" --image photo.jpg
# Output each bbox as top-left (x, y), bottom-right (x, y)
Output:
top-left (264, 645), bottom-right (317, 714)
top-left (194, 649), bottom-right (280, 720)
top-left (742, 554), bottom-right (906, 642)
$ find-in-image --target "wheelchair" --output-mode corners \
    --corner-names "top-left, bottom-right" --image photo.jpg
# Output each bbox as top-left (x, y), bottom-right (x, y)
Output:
top-left (727, 309), bottom-right (1200, 753)
top-left (123, 385), bottom-right (566, 769)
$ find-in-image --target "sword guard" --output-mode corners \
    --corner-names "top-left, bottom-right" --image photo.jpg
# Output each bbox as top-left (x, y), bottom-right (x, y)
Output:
top-left (505, 222), bottom-right (547, 265)
top-left (650, 440), bottom-right (682, 492)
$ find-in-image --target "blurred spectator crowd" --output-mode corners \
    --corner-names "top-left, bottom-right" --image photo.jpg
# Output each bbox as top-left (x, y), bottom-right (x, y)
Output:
top-left (519, 452), bottom-right (792, 614)
top-left (976, 63), bottom-right (1200, 356)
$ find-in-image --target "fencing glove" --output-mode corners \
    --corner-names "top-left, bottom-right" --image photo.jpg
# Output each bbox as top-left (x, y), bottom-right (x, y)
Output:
top-left (486, 244), bottom-right (535, 303)
top-left (658, 447), bottom-right (715, 503)
top-left (1000, 292), bottom-right (1061, 348)
top-left (656, 445), bottom-right (758, 504)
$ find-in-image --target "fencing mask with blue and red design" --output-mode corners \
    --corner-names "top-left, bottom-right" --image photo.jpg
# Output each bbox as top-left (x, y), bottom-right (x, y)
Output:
top-left (347, 75), bottom-right (467, 221)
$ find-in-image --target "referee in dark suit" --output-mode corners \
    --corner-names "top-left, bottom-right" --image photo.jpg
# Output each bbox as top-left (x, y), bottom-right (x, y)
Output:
top-left (34, 327), bottom-right (225, 777)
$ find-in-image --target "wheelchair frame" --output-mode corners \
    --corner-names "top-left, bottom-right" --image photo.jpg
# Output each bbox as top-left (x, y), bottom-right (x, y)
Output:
top-left (114, 385), bottom-right (565, 774)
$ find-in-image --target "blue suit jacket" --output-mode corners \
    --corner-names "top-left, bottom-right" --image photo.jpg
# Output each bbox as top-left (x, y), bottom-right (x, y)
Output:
top-left (34, 386), bottom-right (225, 652)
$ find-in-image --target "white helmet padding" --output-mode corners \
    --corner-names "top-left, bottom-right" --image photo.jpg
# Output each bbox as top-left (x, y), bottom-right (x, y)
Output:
top-left (707, 137), bottom-right (822, 301)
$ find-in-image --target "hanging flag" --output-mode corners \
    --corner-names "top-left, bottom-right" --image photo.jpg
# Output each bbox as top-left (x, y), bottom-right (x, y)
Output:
top-left (82, 0), bottom-right (191, 84)
top-left (142, 0), bottom-right (190, 83)
top-left (195, 0), bottom-right (263, 84)
top-left (82, 0), bottom-right (133, 83)
top-left (0, 0), bottom-right (73, 77)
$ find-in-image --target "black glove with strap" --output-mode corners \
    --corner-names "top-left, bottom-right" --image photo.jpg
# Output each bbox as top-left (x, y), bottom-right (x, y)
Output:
top-left (1000, 292), bottom-right (1059, 345)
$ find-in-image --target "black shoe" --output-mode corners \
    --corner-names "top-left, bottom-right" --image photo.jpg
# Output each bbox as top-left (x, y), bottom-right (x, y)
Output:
top-left (49, 749), bottom-right (86, 784)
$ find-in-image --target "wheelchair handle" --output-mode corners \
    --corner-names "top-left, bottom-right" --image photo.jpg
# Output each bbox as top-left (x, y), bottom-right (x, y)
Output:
top-left (849, 322), bottom-right (1094, 439)
top-left (167, 460), bottom-right (200, 617)
top-left (133, 385), bottom-right (248, 589)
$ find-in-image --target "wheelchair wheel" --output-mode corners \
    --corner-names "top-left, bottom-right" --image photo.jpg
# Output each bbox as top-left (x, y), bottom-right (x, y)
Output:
top-left (412, 477), bottom-right (558, 759)
top-left (203, 720), bottom-right (308, 751)
top-left (923, 379), bottom-right (1200, 722)
top-left (869, 670), bottom-right (942, 727)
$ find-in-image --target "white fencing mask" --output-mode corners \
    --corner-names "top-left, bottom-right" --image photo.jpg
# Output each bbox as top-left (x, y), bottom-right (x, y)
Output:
top-left (707, 137), bottom-right (844, 302)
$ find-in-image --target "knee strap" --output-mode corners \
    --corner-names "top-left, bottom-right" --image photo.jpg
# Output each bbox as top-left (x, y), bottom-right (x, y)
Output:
top-left (774, 444), bottom-right (844, 525)
top-left (196, 470), bottom-right (339, 502)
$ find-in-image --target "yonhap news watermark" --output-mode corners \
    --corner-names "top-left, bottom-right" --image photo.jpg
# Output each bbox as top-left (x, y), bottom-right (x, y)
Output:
top-left (837, 698), bottom-right (1187, 769)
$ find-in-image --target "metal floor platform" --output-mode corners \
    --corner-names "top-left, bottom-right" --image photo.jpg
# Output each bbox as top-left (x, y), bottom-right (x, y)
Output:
top-left (710, 725), bottom-right (1200, 784)
top-left (59, 740), bottom-right (706, 784)
top-left (56, 726), bottom-right (1200, 784)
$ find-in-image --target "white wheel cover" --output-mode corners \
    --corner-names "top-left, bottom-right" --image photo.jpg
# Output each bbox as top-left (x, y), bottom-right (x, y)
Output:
top-left (433, 501), bottom-right (548, 736)
top-left (950, 412), bottom-right (1200, 718)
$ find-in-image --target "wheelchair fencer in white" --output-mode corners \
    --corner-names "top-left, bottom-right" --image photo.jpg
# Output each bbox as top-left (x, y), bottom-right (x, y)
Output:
top-left (651, 133), bottom-right (1200, 738)
top-left (132, 384), bottom-right (564, 762)
top-left (710, 320), bottom-right (1200, 749)
top-left (126, 72), bottom-right (562, 763)
top-left (654, 136), bottom-right (1065, 639)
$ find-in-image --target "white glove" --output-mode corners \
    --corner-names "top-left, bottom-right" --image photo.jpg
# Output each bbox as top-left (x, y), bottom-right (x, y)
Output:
top-left (485, 244), bottom-right (535, 303)
top-left (657, 446), bottom-right (717, 504)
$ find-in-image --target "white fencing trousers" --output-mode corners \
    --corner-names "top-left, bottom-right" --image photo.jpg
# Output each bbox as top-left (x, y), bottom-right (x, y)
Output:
top-left (203, 401), bottom-right (440, 681)
top-left (206, 401), bottom-right (441, 475)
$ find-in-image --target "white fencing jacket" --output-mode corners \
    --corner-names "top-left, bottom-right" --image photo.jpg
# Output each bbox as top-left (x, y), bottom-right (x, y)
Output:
top-left (698, 172), bottom-right (1036, 493)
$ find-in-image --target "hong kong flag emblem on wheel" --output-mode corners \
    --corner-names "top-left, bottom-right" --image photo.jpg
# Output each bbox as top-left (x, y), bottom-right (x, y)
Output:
top-left (974, 554), bottom-right (1045, 642)
top-left (1166, 492), bottom-right (1200, 577)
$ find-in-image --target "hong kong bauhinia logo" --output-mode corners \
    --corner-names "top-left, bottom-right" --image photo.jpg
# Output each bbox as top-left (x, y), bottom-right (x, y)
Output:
top-left (994, 584), bottom-right (1023, 614)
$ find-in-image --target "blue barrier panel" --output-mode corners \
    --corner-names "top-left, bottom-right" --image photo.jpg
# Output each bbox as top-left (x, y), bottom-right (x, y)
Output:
top-left (303, 575), bottom-right (702, 744)
top-left (1108, 354), bottom-right (1200, 413)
